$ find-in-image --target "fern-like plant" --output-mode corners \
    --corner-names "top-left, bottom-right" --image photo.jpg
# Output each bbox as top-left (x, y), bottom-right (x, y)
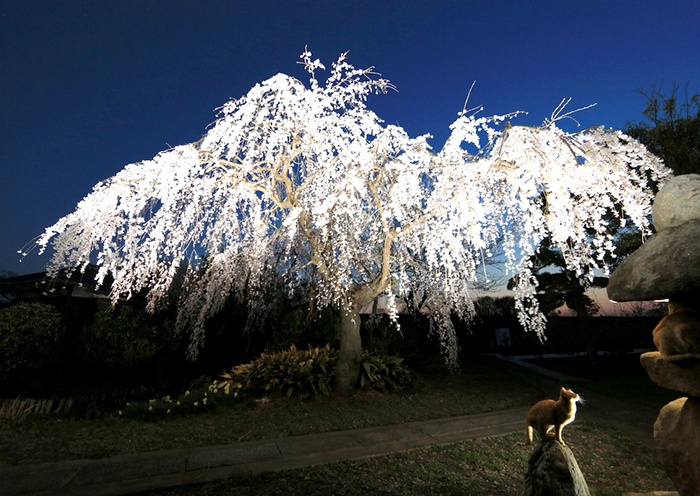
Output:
top-left (359, 353), bottom-right (411, 392)
top-left (221, 344), bottom-right (338, 400)
top-left (221, 345), bottom-right (411, 399)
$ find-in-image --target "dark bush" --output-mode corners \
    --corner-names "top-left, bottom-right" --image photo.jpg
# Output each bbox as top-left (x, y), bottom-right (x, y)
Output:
top-left (81, 304), bottom-right (174, 372)
top-left (275, 306), bottom-right (340, 352)
top-left (0, 302), bottom-right (65, 384)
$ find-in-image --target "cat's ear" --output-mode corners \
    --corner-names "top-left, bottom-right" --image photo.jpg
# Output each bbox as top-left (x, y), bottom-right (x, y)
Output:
top-left (560, 387), bottom-right (565, 393)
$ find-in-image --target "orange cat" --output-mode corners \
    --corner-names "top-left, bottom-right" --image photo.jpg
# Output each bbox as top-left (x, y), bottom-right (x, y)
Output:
top-left (521, 387), bottom-right (582, 446)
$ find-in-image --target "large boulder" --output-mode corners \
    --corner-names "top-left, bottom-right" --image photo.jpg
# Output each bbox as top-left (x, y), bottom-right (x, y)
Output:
top-left (654, 397), bottom-right (700, 496)
top-left (640, 352), bottom-right (700, 397)
top-left (606, 220), bottom-right (700, 302)
top-left (520, 440), bottom-right (590, 496)
top-left (653, 174), bottom-right (700, 232)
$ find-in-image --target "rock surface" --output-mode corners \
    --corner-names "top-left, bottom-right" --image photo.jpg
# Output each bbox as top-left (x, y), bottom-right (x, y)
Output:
top-left (520, 440), bottom-right (590, 496)
top-left (612, 174), bottom-right (700, 496)
top-left (654, 397), bottom-right (700, 496)
top-left (606, 220), bottom-right (700, 302)
top-left (653, 174), bottom-right (700, 232)
top-left (640, 352), bottom-right (700, 397)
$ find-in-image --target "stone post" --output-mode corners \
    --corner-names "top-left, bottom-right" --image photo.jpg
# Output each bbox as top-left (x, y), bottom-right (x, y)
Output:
top-left (520, 440), bottom-right (591, 496)
top-left (608, 174), bottom-right (700, 496)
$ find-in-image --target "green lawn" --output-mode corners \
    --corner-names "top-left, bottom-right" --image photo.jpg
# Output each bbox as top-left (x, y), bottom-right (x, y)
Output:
top-left (1, 354), bottom-right (678, 496)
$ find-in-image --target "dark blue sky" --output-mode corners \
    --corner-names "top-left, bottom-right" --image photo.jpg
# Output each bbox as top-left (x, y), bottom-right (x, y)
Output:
top-left (2, 0), bottom-right (699, 275)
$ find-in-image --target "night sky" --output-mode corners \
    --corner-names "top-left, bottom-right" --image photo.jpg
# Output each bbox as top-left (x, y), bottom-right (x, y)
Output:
top-left (2, 0), bottom-right (699, 276)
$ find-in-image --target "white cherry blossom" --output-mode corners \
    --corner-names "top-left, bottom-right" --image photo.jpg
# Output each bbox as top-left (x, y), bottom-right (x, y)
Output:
top-left (32, 52), bottom-right (671, 390)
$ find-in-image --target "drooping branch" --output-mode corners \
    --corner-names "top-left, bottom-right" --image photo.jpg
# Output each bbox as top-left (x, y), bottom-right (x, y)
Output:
top-left (30, 51), bottom-right (671, 369)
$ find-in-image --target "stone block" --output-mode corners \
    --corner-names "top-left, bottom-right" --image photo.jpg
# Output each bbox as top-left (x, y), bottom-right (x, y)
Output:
top-left (641, 352), bottom-right (700, 397)
top-left (607, 220), bottom-right (700, 302)
top-left (653, 174), bottom-right (700, 232)
top-left (654, 397), bottom-right (700, 496)
top-left (186, 443), bottom-right (281, 472)
top-left (520, 440), bottom-right (590, 496)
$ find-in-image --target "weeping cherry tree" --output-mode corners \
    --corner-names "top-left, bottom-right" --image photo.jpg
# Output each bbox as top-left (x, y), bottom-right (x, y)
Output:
top-left (30, 51), bottom-right (671, 394)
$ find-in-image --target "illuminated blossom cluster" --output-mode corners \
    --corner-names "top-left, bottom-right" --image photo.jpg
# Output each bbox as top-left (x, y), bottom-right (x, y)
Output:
top-left (33, 52), bottom-right (671, 365)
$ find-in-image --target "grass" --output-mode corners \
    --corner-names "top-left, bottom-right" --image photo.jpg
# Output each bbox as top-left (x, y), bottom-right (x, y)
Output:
top-left (0, 354), bottom-right (678, 495)
top-left (0, 356), bottom-right (546, 465)
top-left (524, 353), bottom-right (680, 407)
top-left (133, 422), bottom-right (673, 496)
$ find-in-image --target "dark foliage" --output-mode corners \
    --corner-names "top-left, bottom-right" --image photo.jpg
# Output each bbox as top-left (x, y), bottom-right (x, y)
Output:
top-left (0, 303), bottom-right (65, 386)
top-left (625, 82), bottom-right (700, 176)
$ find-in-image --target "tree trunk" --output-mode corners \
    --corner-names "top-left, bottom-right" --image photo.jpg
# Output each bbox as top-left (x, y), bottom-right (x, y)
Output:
top-left (334, 305), bottom-right (363, 395)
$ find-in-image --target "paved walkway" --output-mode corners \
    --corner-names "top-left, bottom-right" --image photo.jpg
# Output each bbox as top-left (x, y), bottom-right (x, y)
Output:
top-left (0, 354), bottom-right (666, 496)
top-left (1, 407), bottom-right (530, 496)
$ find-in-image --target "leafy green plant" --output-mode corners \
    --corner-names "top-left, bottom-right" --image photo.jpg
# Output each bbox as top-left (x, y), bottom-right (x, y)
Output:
top-left (119, 380), bottom-right (242, 421)
top-left (221, 345), bottom-right (411, 400)
top-left (0, 303), bottom-right (65, 383)
top-left (118, 347), bottom-right (411, 422)
top-left (222, 344), bottom-right (338, 400)
top-left (359, 352), bottom-right (411, 391)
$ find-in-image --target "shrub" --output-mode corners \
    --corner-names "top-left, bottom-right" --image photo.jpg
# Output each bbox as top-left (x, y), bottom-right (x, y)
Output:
top-left (222, 344), bottom-right (338, 400)
top-left (0, 303), bottom-right (65, 384)
top-left (81, 305), bottom-right (171, 370)
top-left (221, 345), bottom-right (412, 400)
top-left (121, 347), bottom-right (413, 420)
top-left (359, 352), bottom-right (411, 392)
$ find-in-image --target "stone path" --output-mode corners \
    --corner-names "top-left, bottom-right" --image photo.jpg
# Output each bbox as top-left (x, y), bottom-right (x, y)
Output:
top-left (1, 407), bottom-right (530, 496)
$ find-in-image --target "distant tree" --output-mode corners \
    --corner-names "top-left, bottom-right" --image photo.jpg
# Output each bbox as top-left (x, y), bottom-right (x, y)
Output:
top-left (625, 83), bottom-right (700, 175)
top-left (510, 237), bottom-right (609, 361)
top-left (601, 82), bottom-right (700, 292)
top-left (473, 296), bottom-right (516, 320)
top-left (28, 52), bottom-right (670, 393)
top-left (510, 237), bottom-right (605, 319)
